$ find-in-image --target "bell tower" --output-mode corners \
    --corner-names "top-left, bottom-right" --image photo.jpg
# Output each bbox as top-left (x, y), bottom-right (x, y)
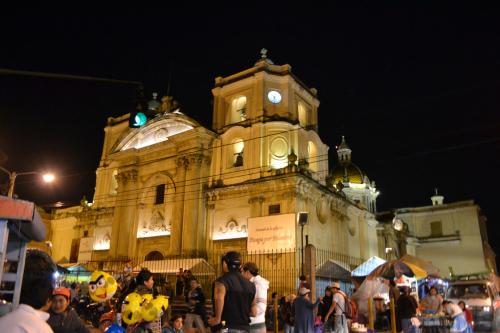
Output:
top-left (210, 50), bottom-right (329, 186)
top-left (212, 49), bottom-right (320, 134)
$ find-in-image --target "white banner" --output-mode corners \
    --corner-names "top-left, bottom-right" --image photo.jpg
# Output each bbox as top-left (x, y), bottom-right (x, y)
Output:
top-left (247, 213), bottom-right (296, 252)
top-left (78, 237), bottom-right (93, 262)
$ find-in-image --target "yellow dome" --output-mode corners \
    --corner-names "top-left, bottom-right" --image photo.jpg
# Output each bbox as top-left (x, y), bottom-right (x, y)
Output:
top-left (331, 163), bottom-right (366, 185)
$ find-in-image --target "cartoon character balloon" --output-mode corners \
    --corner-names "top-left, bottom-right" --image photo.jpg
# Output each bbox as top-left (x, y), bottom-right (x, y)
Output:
top-left (124, 292), bottom-right (142, 305)
top-left (122, 300), bottom-right (142, 325)
top-left (151, 295), bottom-right (169, 313)
top-left (141, 300), bottom-right (159, 322)
top-left (88, 270), bottom-right (117, 302)
top-left (141, 293), bottom-right (153, 304)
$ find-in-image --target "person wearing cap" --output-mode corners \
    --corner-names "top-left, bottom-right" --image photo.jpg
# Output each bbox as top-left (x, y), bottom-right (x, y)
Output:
top-left (47, 287), bottom-right (90, 333)
top-left (323, 282), bottom-right (348, 333)
top-left (293, 287), bottom-right (320, 333)
top-left (208, 251), bottom-right (257, 333)
top-left (242, 262), bottom-right (269, 333)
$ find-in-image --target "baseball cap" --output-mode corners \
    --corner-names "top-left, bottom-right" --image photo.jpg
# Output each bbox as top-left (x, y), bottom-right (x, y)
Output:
top-left (53, 287), bottom-right (70, 299)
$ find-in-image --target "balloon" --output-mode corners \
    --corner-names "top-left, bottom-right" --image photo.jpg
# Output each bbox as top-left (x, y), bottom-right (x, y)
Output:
top-left (122, 300), bottom-right (142, 325)
top-left (152, 295), bottom-right (169, 312)
top-left (88, 271), bottom-right (117, 302)
top-left (141, 293), bottom-right (153, 303)
top-left (105, 323), bottom-right (125, 333)
top-left (141, 299), bottom-right (159, 321)
top-left (124, 292), bottom-right (142, 304)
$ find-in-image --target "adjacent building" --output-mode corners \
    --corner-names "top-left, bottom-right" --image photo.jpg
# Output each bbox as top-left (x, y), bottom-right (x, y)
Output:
top-left (377, 192), bottom-right (497, 276)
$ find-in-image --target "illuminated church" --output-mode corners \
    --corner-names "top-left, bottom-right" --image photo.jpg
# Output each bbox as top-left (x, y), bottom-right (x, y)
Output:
top-left (46, 52), bottom-right (380, 266)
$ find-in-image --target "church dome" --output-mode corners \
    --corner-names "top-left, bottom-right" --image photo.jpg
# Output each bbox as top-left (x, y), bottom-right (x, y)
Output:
top-left (329, 136), bottom-right (370, 186)
top-left (331, 163), bottom-right (366, 185)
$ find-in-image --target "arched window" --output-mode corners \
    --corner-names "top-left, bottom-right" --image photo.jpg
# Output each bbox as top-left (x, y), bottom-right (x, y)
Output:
top-left (145, 251), bottom-right (164, 261)
top-left (298, 101), bottom-right (308, 127)
top-left (229, 138), bottom-right (244, 167)
top-left (230, 96), bottom-right (247, 124)
top-left (308, 141), bottom-right (318, 172)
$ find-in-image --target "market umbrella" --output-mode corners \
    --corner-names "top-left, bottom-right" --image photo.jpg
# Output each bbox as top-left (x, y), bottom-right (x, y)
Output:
top-left (400, 254), bottom-right (440, 277)
top-left (367, 259), bottom-right (428, 279)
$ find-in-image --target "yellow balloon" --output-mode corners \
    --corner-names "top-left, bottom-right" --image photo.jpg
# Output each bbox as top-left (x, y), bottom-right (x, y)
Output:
top-left (142, 293), bottom-right (153, 303)
top-left (152, 295), bottom-right (169, 312)
top-left (88, 271), bottom-right (117, 302)
top-left (141, 300), bottom-right (159, 321)
top-left (122, 300), bottom-right (142, 325)
top-left (124, 292), bottom-right (142, 304)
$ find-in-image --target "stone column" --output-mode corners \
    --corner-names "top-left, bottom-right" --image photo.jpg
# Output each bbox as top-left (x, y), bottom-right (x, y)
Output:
top-left (248, 196), bottom-right (265, 217)
top-left (181, 154), bottom-right (207, 256)
top-left (110, 169), bottom-right (138, 259)
top-left (205, 200), bottom-right (216, 255)
top-left (168, 157), bottom-right (187, 255)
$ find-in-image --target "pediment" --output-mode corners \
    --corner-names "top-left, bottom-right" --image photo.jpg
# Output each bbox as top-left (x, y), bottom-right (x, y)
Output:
top-left (115, 115), bottom-right (195, 152)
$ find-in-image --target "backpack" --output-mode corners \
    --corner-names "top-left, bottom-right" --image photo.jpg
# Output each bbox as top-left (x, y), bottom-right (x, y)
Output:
top-left (340, 294), bottom-right (357, 320)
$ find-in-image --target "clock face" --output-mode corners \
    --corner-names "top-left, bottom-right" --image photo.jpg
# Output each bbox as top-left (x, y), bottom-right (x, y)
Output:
top-left (267, 90), bottom-right (282, 104)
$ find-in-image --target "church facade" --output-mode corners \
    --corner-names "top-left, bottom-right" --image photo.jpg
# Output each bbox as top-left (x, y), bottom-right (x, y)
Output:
top-left (44, 54), bottom-right (380, 268)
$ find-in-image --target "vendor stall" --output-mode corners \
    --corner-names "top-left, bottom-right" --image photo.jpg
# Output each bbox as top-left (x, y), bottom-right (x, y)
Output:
top-left (416, 314), bottom-right (451, 333)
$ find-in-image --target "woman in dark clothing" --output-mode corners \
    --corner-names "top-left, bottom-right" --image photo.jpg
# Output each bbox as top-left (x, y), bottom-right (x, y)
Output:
top-left (280, 294), bottom-right (296, 333)
top-left (48, 287), bottom-right (90, 333)
top-left (130, 268), bottom-right (155, 333)
top-left (395, 286), bottom-right (418, 333)
top-left (319, 287), bottom-right (333, 322)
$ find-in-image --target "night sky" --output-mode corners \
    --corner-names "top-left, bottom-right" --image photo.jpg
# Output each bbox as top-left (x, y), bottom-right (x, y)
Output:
top-left (1, 7), bottom-right (499, 266)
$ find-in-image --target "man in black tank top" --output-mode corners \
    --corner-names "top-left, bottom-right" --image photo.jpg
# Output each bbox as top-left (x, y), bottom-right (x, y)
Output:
top-left (208, 251), bottom-right (257, 333)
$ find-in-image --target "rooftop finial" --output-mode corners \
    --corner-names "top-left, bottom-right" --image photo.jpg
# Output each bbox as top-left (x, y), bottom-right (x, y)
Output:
top-left (260, 48), bottom-right (268, 59)
top-left (256, 48), bottom-right (274, 65)
top-left (431, 188), bottom-right (444, 206)
top-left (148, 92), bottom-right (161, 111)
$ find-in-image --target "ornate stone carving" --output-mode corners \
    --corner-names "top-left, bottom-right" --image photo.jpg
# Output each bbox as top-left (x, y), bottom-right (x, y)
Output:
top-left (316, 196), bottom-right (329, 224)
top-left (116, 170), bottom-right (138, 186)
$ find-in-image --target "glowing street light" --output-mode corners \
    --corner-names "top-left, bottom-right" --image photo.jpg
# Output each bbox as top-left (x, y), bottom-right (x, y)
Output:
top-left (42, 173), bottom-right (55, 183)
top-left (0, 166), bottom-right (55, 198)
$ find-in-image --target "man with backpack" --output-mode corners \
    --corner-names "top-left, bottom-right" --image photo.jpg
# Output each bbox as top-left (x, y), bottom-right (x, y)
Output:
top-left (323, 282), bottom-right (349, 333)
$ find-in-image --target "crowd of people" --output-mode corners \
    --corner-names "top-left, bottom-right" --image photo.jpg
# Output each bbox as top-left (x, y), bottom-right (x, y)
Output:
top-left (370, 284), bottom-right (474, 333)
top-left (0, 250), bottom-right (477, 333)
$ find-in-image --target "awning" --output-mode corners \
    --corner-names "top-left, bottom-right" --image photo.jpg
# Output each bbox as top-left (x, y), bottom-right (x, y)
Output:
top-left (133, 258), bottom-right (215, 275)
top-left (351, 256), bottom-right (386, 277)
top-left (0, 196), bottom-right (46, 242)
top-left (60, 263), bottom-right (91, 276)
top-left (316, 259), bottom-right (352, 281)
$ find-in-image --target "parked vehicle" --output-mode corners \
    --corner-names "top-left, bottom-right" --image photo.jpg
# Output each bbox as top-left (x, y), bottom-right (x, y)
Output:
top-left (446, 275), bottom-right (500, 332)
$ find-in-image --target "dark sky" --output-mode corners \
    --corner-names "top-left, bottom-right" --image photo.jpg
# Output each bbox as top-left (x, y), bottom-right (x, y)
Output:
top-left (1, 7), bottom-right (499, 265)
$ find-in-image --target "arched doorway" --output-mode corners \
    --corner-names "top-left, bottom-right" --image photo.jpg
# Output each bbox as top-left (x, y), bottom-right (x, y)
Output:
top-left (145, 251), bottom-right (164, 261)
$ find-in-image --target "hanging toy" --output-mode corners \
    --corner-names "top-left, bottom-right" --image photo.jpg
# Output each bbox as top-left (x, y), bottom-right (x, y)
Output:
top-left (88, 271), bottom-right (117, 302)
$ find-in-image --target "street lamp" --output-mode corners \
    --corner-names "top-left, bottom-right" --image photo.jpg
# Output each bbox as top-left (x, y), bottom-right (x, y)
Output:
top-left (392, 216), bottom-right (407, 258)
top-left (297, 212), bottom-right (309, 276)
top-left (0, 166), bottom-right (55, 198)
